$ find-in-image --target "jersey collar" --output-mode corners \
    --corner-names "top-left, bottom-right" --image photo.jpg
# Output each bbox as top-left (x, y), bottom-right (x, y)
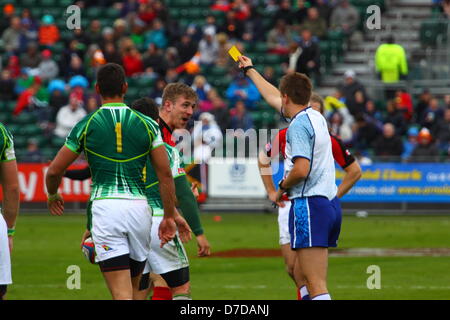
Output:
top-left (158, 116), bottom-right (173, 134)
top-left (101, 102), bottom-right (128, 108)
top-left (291, 106), bottom-right (311, 121)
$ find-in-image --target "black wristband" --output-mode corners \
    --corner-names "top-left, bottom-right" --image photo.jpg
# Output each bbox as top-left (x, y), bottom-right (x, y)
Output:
top-left (242, 65), bottom-right (255, 76)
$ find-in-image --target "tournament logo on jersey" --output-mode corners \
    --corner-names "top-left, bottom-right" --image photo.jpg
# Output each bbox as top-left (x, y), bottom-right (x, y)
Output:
top-left (178, 168), bottom-right (186, 175)
top-left (101, 245), bottom-right (113, 252)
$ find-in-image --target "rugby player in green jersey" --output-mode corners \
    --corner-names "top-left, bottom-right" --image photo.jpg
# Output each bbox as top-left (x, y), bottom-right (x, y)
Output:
top-left (45, 63), bottom-right (191, 300)
top-left (0, 123), bottom-right (20, 300)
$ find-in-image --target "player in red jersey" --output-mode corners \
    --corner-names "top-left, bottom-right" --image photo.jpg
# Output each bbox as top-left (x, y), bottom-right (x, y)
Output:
top-left (258, 93), bottom-right (362, 300)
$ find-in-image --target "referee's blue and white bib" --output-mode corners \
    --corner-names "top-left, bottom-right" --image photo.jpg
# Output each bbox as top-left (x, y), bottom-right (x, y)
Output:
top-left (289, 196), bottom-right (342, 249)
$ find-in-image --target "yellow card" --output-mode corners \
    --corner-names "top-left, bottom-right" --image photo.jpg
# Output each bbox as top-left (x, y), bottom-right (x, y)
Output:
top-left (228, 45), bottom-right (242, 62)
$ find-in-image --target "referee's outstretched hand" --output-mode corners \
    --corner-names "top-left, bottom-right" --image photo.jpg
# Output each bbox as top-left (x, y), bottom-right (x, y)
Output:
top-left (238, 55), bottom-right (253, 69)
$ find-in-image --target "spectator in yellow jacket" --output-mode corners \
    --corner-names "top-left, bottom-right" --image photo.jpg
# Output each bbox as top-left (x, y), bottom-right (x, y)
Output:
top-left (375, 35), bottom-right (408, 83)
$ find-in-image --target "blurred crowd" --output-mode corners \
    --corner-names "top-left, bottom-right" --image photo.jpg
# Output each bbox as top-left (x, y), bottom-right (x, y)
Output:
top-left (0, 0), bottom-right (448, 163)
top-left (323, 70), bottom-right (450, 163)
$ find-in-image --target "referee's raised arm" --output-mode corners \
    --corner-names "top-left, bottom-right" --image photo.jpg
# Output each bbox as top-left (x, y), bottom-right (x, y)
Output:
top-left (237, 55), bottom-right (283, 112)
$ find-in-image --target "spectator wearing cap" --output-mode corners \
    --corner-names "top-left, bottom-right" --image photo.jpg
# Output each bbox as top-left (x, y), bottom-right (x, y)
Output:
top-left (226, 73), bottom-right (261, 110)
top-left (144, 19), bottom-right (167, 49)
top-left (198, 27), bottom-right (219, 68)
top-left (409, 128), bottom-right (440, 162)
top-left (38, 49), bottom-right (59, 81)
top-left (402, 127), bottom-right (419, 160)
top-left (300, 7), bottom-right (328, 39)
top-left (39, 15), bottom-right (60, 47)
top-left (54, 93), bottom-right (87, 138)
top-left (373, 123), bottom-right (404, 161)
top-left (339, 70), bottom-right (368, 116)
top-left (267, 19), bottom-right (293, 55)
top-left (2, 16), bottom-right (22, 53)
top-left (329, 0), bottom-right (360, 37)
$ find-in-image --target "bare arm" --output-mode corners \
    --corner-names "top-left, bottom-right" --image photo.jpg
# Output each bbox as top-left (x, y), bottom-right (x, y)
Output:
top-left (282, 157), bottom-right (310, 189)
top-left (45, 146), bottom-right (79, 216)
top-left (336, 161), bottom-right (362, 198)
top-left (1, 160), bottom-right (20, 229)
top-left (238, 55), bottom-right (282, 112)
top-left (150, 145), bottom-right (176, 219)
top-left (150, 145), bottom-right (192, 246)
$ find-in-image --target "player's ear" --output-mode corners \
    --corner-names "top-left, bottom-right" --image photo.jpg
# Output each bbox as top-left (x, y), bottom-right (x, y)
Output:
top-left (95, 83), bottom-right (100, 94)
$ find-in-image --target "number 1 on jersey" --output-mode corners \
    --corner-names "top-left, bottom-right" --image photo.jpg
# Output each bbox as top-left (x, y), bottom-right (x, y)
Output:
top-left (115, 123), bottom-right (122, 153)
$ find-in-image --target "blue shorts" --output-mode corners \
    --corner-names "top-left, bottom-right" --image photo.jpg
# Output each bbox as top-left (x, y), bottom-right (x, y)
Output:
top-left (289, 196), bottom-right (342, 249)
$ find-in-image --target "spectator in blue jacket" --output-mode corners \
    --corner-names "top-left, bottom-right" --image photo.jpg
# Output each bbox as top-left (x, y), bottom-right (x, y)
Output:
top-left (226, 73), bottom-right (261, 110)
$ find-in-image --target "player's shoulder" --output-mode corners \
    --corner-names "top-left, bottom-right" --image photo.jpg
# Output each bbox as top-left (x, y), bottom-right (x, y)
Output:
top-left (129, 109), bottom-right (160, 131)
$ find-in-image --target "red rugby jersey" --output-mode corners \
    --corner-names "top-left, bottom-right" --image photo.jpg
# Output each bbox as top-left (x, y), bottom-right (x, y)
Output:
top-left (159, 117), bottom-right (176, 146)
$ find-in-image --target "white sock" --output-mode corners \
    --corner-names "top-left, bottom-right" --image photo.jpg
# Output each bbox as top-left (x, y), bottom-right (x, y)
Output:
top-left (312, 293), bottom-right (331, 300)
top-left (300, 286), bottom-right (310, 299)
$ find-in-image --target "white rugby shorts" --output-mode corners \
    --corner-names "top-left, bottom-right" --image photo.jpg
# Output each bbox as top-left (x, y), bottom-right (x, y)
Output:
top-left (278, 201), bottom-right (292, 245)
top-left (91, 199), bottom-right (152, 263)
top-left (0, 214), bottom-right (12, 285)
top-left (144, 215), bottom-right (189, 275)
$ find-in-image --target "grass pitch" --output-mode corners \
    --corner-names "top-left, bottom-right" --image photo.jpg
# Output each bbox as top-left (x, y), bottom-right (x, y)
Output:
top-left (7, 213), bottom-right (450, 300)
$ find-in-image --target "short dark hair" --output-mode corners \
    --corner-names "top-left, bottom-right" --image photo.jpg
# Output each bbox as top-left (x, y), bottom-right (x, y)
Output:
top-left (131, 97), bottom-right (159, 121)
top-left (279, 73), bottom-right (312, 106)
top-left (96, 63), bottom-right (126, 98)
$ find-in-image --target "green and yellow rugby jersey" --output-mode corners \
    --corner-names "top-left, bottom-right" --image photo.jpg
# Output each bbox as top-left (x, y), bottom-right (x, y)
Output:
top-left (145, 143), bottom-right (185, 216)
top-left (65, 102), bottom-right (163, 201)
top-left (0, 123), bottom-right (16, 162)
